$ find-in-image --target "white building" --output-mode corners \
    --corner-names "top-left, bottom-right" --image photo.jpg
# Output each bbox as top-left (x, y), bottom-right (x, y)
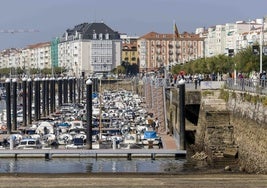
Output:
top-left (58, 22), bottom-right (122, 77)
top-left (204, 19), bottom-right (264, 57)
top-left (205, 25), bottom-right (226, 57)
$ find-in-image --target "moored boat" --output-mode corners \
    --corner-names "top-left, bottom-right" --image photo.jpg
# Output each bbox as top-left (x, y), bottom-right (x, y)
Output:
top-left (16, 138), bottom-right (42, 149)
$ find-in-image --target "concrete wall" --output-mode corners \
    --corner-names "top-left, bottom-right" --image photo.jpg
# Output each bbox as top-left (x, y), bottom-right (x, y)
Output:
top-left (165, 85), bottom-right (267, 173)
top-left (227, 91), bottom-right (267, 173)
top-left (194, 90), bottom-right (238, 163)
top-left (194, 89), bottom-right (267, 173)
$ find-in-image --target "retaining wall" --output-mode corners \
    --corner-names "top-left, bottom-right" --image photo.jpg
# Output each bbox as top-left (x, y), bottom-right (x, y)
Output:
top-left (227, 91), bottom-right (267, 173)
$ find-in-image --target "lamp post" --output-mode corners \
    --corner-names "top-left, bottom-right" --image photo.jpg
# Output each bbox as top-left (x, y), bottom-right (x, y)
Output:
top-left (260, 16), bottom-right (266, 73)
top-left (260, 23), bottom-right (263, 73)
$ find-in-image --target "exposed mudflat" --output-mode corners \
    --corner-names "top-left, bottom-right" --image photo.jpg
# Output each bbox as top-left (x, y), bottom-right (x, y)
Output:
top-left (0, 173), bottom-right (266, 188)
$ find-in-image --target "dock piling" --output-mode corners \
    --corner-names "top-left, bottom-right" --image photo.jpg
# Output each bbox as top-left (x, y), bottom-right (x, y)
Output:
top-left (127, 153), bottom-right (132, 160)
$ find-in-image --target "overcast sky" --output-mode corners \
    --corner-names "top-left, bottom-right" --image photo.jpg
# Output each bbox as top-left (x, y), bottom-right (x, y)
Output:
top-left (0, 0), bottom-right (266, 50)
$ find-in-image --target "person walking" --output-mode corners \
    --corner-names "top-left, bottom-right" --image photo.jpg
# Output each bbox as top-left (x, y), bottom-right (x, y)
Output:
top-left (194, 74), bottom-right (198, 89)
top-left (155, 117), bottom-right (159, 133)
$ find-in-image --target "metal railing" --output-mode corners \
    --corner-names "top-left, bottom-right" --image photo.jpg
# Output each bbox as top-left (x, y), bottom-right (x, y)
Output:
top-left (224, 78), bottom-right (267, 95)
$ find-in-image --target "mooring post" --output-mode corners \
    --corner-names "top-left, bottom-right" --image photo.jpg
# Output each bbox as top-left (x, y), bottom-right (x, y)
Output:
top-left (69, 77), bottom-right (73, 103)
top-left (49, 77), bottom-right (53, 114)
top-left (63, 77), bottom-right (68, 104)
top-left (151, 153), bottom-right (156, 160)
top-left (37, 78), bottom-right (41, 120)
top-left (51, 77), bottom-right (56, 113)
top-left (12, 78), bottom-right (17, 130)
top-left (73, 78), bottom-right (76, 103)
top-left (27, 78), bottom-right (32, 125)
top-left (42, 78), bottom-right (46, 117)
top-left (178, 79), bottom-right (186, 150)
top-left (77, 77), bottom-right (81, 104)
top-left (34, 78), bottom-right (38, 121)
top-left (127, 153), bottom-right (132, 160)
top-left (22, 77), bottom-right (27, 127)
top-left (45, 153), bottom-right (52, 160)
top-left (5, 78), bottom-right (11, 134)
top-left (86, 79), bottom-right (93, 149)
top-left (57, 77), bottom-right (62, 106)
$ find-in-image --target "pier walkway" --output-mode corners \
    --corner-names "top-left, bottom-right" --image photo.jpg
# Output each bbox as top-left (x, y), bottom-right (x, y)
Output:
top-left (0, 148), bottom-right (186, 160)
top-left (160, 133), bottom-right (178, 150)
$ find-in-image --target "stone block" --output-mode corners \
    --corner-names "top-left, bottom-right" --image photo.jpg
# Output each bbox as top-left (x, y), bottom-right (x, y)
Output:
top-left (223, 147), bottom-right (238, 158)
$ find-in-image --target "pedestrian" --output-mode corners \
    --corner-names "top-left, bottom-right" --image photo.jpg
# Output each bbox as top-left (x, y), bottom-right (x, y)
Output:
top-left (155, 118), bottom-right (159, 133)
top-left (194, 74), bottom-right (198, 89)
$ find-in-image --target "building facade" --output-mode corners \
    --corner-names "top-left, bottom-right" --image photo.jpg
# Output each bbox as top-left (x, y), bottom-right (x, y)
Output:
top-left (0, 17), bottom-right (267, 77)
top-left (204, 19), bottom-right (264, 57)
top-left (58, 22), bottom-right (122, 77)
top-left (138, 32), bottom-right (204, 72)
top-left (121, 34), bottom-right (139, 65)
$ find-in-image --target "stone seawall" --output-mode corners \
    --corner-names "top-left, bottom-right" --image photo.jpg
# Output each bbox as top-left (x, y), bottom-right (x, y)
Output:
top-left (228, 91), bottom-right (267, 174)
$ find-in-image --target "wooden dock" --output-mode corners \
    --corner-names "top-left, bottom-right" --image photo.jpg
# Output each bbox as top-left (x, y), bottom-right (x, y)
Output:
top-left (0, 148), bottom-right (186, 160)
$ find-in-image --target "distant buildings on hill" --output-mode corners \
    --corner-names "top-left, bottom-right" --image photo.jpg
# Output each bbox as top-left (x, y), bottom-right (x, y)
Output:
top-left (0, 16), bottom-right (266, 77)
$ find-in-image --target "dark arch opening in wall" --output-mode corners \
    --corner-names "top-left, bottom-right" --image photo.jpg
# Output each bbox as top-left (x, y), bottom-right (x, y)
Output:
top-left (185, 104), bottom-right (200, 125)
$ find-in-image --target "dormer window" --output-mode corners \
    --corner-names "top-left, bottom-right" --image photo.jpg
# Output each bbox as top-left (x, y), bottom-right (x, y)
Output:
top-left (105, 33), bottom-right (109, 40)
top-left (93, 30), bottom-right (97, 39)
top-left (99, 33), bottom-right (103, 40)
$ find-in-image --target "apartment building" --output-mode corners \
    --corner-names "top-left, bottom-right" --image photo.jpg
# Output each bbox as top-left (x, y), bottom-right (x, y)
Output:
top-left (26, 42), bottom-right (51, 71)
top-left (204, 19), bottom-right (264, 57)
top-left (58, 22), bottom-right (121, 77)
top-left (0, 48), bottom-right (20, 70)
top-left (121, 34), bottom-right (138, 65)
top-left (0, 42), bottom-right (51, 77)
top-left (138, 31), bottom-right (204, 72)
top-left (1, 18), bottom-right (266, 76)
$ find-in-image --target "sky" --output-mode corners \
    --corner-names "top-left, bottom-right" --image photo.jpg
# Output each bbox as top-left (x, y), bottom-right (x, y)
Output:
top-left (0, 0), bottom-right (266, 51)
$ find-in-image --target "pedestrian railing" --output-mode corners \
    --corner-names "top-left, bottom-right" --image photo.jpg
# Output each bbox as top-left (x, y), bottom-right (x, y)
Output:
top-left (224, 78), bottom-right (267, 95)
top-left (142, 76), bottom-right (267, 96)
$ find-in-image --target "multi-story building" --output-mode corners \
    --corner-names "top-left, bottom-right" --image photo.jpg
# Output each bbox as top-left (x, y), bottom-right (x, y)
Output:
top-left (26, 42), bottom-right (51, 71)
top-left (58, 22), bottom-right (121, 77)
top-left (205, 25), bottom-right (226, 57)
top-left (204, 20), bottom-right (264, 57)
top-left (0, 48), bottom-right (19, 70)
top-left (138, 31), bottom-right (204, 72)
top-left (1, 18), bottom-right (267, 76)
top-left (121, 34), bottom-right (138, 65)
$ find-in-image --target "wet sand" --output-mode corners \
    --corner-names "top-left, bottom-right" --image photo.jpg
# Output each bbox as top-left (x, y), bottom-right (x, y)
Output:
top-left (0, 173), bottom-right (266, 188)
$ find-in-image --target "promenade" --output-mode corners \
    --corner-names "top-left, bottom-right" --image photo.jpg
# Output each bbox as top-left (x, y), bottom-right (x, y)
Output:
top-left (0, 173), bottom-right (266, 188)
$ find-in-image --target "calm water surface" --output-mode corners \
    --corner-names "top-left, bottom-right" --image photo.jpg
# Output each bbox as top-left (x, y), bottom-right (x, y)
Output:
top-left (0, 158), bottom-right (187, 173)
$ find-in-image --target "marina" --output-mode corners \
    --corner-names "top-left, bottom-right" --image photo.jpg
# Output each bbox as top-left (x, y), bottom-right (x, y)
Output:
top-left (0, 78), bottom-right (186, 162)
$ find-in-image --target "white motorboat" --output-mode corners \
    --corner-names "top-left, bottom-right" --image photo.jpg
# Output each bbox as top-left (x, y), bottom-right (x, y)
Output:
top-left (57, 133), bottom-right (73, 145)
top-left (16, 138), bottom-right (42, 149)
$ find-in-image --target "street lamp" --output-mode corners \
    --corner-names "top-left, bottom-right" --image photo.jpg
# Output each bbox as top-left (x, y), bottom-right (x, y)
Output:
top-left (260, 23), bottom-right (263, 73)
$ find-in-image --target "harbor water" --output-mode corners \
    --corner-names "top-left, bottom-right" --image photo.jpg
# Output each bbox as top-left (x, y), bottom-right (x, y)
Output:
top-left (0, 158), bottom-right (188, 173)
top-left (0, 94), bottom-right (233, 174)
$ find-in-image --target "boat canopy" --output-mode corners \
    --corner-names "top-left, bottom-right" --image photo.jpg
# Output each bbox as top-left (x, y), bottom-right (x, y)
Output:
top-left (143, 131), bottom-right (157, 139)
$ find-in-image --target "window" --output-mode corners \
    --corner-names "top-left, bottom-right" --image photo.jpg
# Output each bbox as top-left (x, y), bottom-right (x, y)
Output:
top-left (93, 33), bottom-right (97, 39)
top-left (105, 33), bottom-right (109, 40)
top-left (99, 33), bottom-right (103, 40)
